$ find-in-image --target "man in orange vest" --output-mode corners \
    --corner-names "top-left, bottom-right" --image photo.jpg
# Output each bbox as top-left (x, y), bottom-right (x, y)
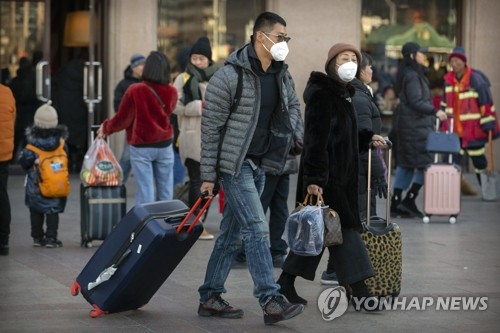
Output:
top-left (441, 46), bottom-right (500, 195)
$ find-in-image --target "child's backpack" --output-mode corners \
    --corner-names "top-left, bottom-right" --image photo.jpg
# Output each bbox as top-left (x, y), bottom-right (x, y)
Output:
top-left (26, 140), bottom-right (70, 198)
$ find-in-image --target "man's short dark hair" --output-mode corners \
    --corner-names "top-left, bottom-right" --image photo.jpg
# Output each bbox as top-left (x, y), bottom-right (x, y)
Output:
top-left (253, 12), bottom-right (286, 35)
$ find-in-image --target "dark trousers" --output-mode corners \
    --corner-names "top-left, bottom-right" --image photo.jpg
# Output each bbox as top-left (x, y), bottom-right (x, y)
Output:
top-left (30, 209), bottom-right (59, 239)
top-left (184, 158), bottom-right (209, 216)
top-left (0, 162), bottom-right (11, 244)
top-left (282, 228), bottom-right (374, 286)
top-left (454, 145), bottom-right (488, 174)
top-left (260, 173), bottom-right (290, 256)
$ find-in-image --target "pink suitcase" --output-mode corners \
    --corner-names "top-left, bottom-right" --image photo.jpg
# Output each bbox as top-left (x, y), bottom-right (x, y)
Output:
top-left (423, 163), bottom-right (461, 223)
top-left (423, 118), bottom-right (461, 224)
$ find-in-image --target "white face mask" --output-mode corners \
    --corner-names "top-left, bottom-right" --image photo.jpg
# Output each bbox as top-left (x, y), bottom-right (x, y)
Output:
top-left (262, 34), bottom-right (289, 61)
top-left (337, 61), bottom-right (357, 82)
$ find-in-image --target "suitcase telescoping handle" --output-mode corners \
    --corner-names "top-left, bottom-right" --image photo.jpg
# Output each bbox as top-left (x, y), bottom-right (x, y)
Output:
top-left (176, 192), bottom-right (213, 235)
top-left (367, 139), bottom-right (392, 226)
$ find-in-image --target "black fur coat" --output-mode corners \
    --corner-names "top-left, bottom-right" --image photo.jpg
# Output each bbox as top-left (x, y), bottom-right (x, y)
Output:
top-left (296, 72), bottom-right (373, 231)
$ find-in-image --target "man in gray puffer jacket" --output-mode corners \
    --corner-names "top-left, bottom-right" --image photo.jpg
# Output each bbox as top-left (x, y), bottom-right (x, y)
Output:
top-left (197, 11), bottom-right (304, 326)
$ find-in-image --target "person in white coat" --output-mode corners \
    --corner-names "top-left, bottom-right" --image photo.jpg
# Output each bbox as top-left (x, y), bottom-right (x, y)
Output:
top-left (173, 37), bottom-right (219, 240)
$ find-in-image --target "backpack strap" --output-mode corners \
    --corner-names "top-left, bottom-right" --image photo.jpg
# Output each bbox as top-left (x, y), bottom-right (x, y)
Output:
top-left (230, 64), bottom-right (243, 115)
top-left (214, 64), bottom-right (243, 188)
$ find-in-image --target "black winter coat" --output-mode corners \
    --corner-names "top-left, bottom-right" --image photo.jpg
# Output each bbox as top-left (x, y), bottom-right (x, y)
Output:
top-left (351, 78), bottom-right (385, 219)
top-left (19, 125), bottom-right (69, 214)
top-left (113, 66), bottom-right (141, 112)
top-left (297, 72), bottom-right (373, 231)
top-left (52, 59), bottom-right (87, 148)
top-left (394, 66), bottom-right (436, 168)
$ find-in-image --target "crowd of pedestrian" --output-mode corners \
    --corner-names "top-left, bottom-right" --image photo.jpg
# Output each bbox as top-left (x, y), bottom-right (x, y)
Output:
top-left (1, 8), bottom-right (499, 329)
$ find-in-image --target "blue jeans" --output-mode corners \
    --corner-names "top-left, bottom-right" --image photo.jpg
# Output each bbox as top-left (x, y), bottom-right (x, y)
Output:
top-left (393, 166), bottom-right (424, 190)
top-left (119, 141), bottom-right (132, 183)
top-left (198, 160), bottom-right (280, 307)
top-left (129, 145), bottom-right (174, 205)
top-left (173, 150), bottom-right (186, 186)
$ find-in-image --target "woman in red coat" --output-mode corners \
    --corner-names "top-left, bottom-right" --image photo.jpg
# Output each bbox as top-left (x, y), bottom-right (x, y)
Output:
top-left (98, 51), bottom-right (178, 205)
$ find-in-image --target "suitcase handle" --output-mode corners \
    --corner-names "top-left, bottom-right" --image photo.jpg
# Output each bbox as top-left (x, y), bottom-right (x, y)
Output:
top-left (367, 140), bottom-right (392, 226)
top-left (175, 193), bottom-right (213, 235)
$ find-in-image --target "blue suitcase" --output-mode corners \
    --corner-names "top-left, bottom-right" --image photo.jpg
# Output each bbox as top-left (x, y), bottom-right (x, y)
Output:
top-left (71, 197), bottom-right (212, 317)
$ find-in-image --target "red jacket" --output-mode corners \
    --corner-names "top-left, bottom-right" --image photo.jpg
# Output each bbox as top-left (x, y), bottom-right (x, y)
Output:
top-left (441, 67), bottom-right (499, 148)
top-left (102, 82), bottom-right (177, 145)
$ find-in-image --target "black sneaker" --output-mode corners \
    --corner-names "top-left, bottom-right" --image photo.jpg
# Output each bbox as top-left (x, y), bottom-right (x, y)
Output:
top-left (45, 238), bottom-right (63, 248)
top-left (198, 294), bottom-right (244, 318)
top-left (263, 295), bottom-right (304, 325)
top-left (33, 238), bottom-right (46, 247)
top-left (320, 271), bottom-right (339, 285)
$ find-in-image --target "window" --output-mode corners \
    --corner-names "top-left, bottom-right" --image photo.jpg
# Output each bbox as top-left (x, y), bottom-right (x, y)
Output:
top-left (0, 1), bottom-right (45, 84)
top-left (361, 0), bottom-right (460, 113)
top-left (157, 0), bottom-right (265, 75)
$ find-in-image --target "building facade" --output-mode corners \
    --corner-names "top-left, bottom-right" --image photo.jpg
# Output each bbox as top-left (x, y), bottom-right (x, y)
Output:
top-left (1, 0), bottom-right (499, 162)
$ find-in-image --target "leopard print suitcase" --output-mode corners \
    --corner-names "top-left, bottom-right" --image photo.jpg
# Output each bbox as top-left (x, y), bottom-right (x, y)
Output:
top-left (361, 141), bottom-right (402, 298)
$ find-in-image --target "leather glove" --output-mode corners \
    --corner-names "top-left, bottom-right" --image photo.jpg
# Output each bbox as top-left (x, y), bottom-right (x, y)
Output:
top-left (372, 176), bottom-right (388, 199)
top-left (480, 117), bottom-right (496, 132)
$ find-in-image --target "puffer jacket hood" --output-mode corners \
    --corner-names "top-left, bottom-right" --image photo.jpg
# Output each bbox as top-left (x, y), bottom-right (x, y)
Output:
top-left (24, 125), bottom-right (69, 151)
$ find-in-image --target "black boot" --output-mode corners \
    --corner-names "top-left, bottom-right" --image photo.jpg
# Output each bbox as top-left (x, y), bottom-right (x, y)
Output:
top-left (390, 189), bottom-right (409, 218)
top-left (398, 183), bottom-right (424, 218)
top-left (350, 280), bottom-right (382, 312)
top-left (277, 272), bottom-right (308, 305)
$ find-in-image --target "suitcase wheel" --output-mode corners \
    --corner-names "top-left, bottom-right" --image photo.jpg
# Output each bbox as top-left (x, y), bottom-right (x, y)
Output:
top-left (90, 304), bottom-right (107, 318)
top-left (70, 281), bottom-right (80, 296)
top-left (449, 216), bottom-right (457, 224)
top-left (423, 216), bottom-right (430, 224)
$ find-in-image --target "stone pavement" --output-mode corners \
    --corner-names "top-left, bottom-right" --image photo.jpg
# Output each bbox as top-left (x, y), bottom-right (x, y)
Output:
top-left (1, 170), bottom-right (499, 333)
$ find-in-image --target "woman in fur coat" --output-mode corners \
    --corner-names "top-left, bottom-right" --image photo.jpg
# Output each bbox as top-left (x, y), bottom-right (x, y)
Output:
top-left (276, 43), bottom-right (386, 311)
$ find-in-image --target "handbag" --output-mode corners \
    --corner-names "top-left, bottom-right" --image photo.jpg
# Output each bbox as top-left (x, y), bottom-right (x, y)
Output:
top-left (282, 203), bottom-right (324, 256)
top-left (316, 193), bottom-right (343, 247)
top-left (285, 193), bottom-right (342, 250)
top-left (426, 118), bottom-right (460, 154)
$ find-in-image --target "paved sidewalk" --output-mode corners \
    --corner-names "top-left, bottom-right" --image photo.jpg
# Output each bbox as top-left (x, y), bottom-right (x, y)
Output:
top-left (1, 171), bottom-right (499, 332)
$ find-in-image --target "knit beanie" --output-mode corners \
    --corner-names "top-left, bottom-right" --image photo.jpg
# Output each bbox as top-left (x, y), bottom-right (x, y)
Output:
top-left (34, 101), bottom-right (58, 129)
top-left (325, 43), bottom-right (362, 73)
top-left (190, 37), bottom-right (212, 61)
top-left (449, 46), bottom-right (467, 63)
top-left (130, 53), bottom-right (146, 68)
